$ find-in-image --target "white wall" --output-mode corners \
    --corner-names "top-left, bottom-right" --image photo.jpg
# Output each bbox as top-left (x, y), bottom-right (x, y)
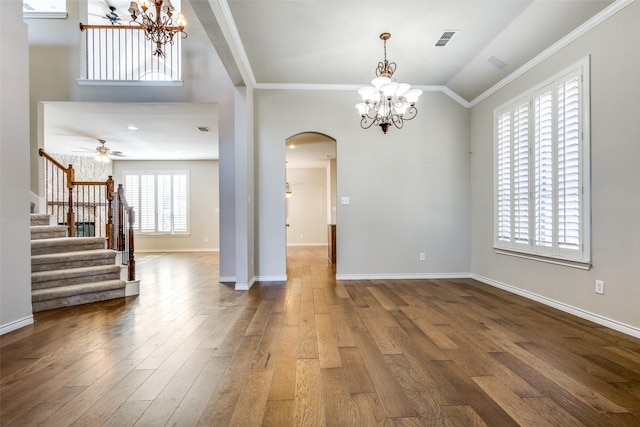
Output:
top-left (255, 89), bottom-right (471, 279)
top-left (1, 0), bottom-right (34, 334)
top-left (286, 167), bottom-right (329, 246)
top-left (112, 160), bottom-right (219, 251)
top-left (470, 2), bottom-right (640, 332)
top-left (25, 0), bottom-right (237, 275)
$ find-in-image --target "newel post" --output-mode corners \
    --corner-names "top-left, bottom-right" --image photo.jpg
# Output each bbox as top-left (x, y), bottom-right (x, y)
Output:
top-left (128, 206), bottom-right (135, 281)
top-left (66, 164), bottom-right (75, 237)
top-left (106, 175), bottom-right (115, 249)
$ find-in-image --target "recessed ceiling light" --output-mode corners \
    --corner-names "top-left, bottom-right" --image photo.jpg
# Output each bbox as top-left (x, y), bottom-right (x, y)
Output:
top-left (288, 144), bottom-right (296, 149)
top-left (197, 126), bottom-right (212, 132)
top-left (128, 125), bottom-right (138, 130)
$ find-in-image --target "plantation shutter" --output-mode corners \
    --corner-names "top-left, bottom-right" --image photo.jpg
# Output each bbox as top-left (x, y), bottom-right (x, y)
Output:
top-left (513, 102), bottom-right (530, 244)
top-left (139, 175), bottom-right (156, 232)
top-left (497, 111), bottom-right (512, 242)
top-left (494, 58), bottom-right (589, 265)
top-left (173, 174), bottom-right (188, 233)
top-left (534, 88), bottom-right (554, 248)
top-left (557, 72), bottom-right (581, 251)
top-left (124, 174), bottom-right (140, 231)
top-left (157, 174), bottom-right (172, 232)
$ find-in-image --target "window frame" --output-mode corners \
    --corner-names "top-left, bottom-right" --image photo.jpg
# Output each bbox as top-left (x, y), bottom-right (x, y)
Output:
top-left (493, 57), bottom-right (591, 269)
top-left (123, 170), bottom-right (190, 236)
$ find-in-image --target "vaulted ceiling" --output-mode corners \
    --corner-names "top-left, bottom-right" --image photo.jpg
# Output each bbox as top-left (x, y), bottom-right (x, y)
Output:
top-left (43, 0), bottom-right (621, 161)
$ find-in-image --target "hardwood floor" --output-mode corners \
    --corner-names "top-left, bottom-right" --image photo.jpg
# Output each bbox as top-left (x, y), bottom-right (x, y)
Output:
top-left (2, 246), bottom-right (640, 426)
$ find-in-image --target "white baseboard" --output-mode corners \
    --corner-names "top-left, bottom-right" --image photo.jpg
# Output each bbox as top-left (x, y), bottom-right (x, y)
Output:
top-left (136, 248), bottom-right (219, 253)
top-left (125, 280), bottom-right (140, 296)
top-left (235, 277), bottom-right (256, 291)
top-left (255, 275), bottom-right (288, 283)
top-left (336, 273), bottom-right (472, 281)
top-left (218, 276), bottom-right (235, 283)
top-left (1, 315), bottom-right (34, 336)
top-left (472, 274), bottom-right (640, 339)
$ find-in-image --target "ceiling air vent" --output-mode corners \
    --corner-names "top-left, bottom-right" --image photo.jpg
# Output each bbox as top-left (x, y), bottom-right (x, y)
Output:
top-left (435, 31), bottom-right (457, 47)
top-left (197, 126), bottom-right (212, 132)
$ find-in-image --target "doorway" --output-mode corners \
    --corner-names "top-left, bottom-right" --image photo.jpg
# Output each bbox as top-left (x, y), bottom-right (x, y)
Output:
top-left (285, 132), bottom-right (337, 270)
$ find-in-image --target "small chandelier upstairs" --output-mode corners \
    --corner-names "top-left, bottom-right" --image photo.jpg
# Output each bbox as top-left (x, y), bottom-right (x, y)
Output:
top-left (356, 33), bottom-right (422, 134)
top-left (128, 0), bottom-right (187, 57)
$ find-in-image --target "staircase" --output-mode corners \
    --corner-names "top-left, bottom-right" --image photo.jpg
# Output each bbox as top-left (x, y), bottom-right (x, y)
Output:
top-left (30, 213), bottom-right (126, 312)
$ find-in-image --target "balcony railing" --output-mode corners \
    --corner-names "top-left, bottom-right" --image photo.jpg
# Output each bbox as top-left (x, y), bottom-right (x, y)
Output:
top-left (80, 24), bottom-right (181, 82)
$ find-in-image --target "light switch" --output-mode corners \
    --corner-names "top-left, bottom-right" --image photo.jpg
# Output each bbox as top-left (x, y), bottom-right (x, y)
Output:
top-left (341, 197), bottom-right (350, 205)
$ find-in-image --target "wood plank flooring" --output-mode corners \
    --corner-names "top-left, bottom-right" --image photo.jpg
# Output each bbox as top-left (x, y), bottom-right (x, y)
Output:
top-left (2, 246), bottom-right (640, 426)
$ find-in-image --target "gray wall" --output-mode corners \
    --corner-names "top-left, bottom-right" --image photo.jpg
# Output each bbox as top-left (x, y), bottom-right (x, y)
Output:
top-left (112, 160), bottom-right (220, 252)
top-left (469, 2), bottom-right (640, 330)
top-left (255, 89), bottom-right (471, 279)
top-left (1, 0), bottom-right (34, 333)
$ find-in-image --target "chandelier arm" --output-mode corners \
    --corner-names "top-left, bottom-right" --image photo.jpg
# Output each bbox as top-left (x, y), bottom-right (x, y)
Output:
top-left (390, 114), bottom-right (404, 129)
top-left (402, 106), bottom-right (419, 121)
top-left (360, 116), bottom-right (377, 130)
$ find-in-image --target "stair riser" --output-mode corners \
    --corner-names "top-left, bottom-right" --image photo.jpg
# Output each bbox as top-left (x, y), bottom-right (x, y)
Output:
top-left (30, 214), bottom-right (53, 226)
top-left (32, 257), bottom-right (117, 273)
top-left (32, 241), bottom-right (107, 256)
top-left (32, 267), bottom-right (122, 290)
top-left (31, 230), bottom-right (68, 240)
top-left (32, 289), bottom-right (126, 312)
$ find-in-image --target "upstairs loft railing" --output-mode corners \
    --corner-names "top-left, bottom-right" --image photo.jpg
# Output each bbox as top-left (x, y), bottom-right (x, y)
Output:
top-left (39, 149), bottom-right (135, 280)
top-left (79, 24), bottom-right (181, 82)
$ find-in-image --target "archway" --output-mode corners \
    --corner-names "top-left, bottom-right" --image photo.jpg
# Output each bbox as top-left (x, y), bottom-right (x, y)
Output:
top-left (284, 132), bottom-right (337, 270)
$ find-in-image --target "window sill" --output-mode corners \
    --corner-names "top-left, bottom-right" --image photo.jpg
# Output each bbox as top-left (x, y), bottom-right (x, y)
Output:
top-left (135, 233), bottom-right (190, 238)
top-left (494, 248), bottom-right (592, 270)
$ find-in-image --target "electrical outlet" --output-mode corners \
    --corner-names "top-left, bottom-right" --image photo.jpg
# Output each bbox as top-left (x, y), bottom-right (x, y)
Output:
top-left (419, 252), bottom-right (426, 261)
top-left (595, 280), bottom-right (605, 295)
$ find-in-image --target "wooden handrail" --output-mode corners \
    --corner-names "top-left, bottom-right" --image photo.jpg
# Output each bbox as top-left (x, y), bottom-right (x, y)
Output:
top-left (38, 148), bottom-right (66, 171)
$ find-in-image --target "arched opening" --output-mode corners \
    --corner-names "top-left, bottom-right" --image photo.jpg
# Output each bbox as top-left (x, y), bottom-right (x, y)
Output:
top-left (284, 132), bottom-right (337, 272)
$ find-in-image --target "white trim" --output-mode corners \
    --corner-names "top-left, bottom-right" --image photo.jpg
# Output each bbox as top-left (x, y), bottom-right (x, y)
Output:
top-left (133, 248), bottom-right (219, 253)
top-left (494, 248), bottom-right (591, 270)
top-left (218, 276), bottom-right (236, 283)
top-left (24, 11), bottom-right (68, 19)
top-left (472, 274), bottom-right (640, 339)
top-left (1, 316), bottom-right (34, 336)
top-left (255, 82), bottom-right (471, 108)
top-left (235, 276), bottom-right (256, 291)
top-left (219, 0), bottom-right (256, 87)
top-left (470, 0), bottom-right (633, 107)
top-left (256, 275), bottom-right (288, 283)
top-left (336, 273), bottom-right (472, 281)
top-left (76, 79), bottom-right (183, 87)
top-left (125, 280), bottom-right (140, 296)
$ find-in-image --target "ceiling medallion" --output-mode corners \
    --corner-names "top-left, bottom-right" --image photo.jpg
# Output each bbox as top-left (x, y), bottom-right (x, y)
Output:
top-left (356, 33), bottom-right (422, 134)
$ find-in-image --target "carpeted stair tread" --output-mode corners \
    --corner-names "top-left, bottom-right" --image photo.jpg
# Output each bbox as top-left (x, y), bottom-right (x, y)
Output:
top-left (31, 225), bottom-right (68, 240)
top-left (32, 279), bottom-right (126, 302)
top-left (31, 237), bottom-right (106, 256)
top-left (32, 264), bottom-right (122, 290)
top-left (31, 249), bottom-right (118, 272)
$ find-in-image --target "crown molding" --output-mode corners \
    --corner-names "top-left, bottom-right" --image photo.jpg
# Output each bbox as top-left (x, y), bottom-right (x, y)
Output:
top-left (219, 0), bottom-right (633, 110)
top-left (469, 0), bottom-right (634, 107)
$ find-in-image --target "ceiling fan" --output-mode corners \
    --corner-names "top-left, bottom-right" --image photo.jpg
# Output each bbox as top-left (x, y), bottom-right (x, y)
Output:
top-left (87, 0), bottom-right (122, 25)
top-left (75, 139), bottom-right (125, 163)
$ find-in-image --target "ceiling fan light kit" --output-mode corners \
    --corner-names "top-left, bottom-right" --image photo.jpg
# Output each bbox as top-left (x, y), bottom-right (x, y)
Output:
top-left (128, 0), bottom-right (187, 57)
top-left (356, 32), bottom-right (422, 134)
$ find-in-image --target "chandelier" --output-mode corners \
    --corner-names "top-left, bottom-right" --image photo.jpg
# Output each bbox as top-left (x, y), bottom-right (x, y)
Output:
top-left (356, 33), bottom-right (422, 134)
top-left (128, 0), bottom-right (187, 57)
